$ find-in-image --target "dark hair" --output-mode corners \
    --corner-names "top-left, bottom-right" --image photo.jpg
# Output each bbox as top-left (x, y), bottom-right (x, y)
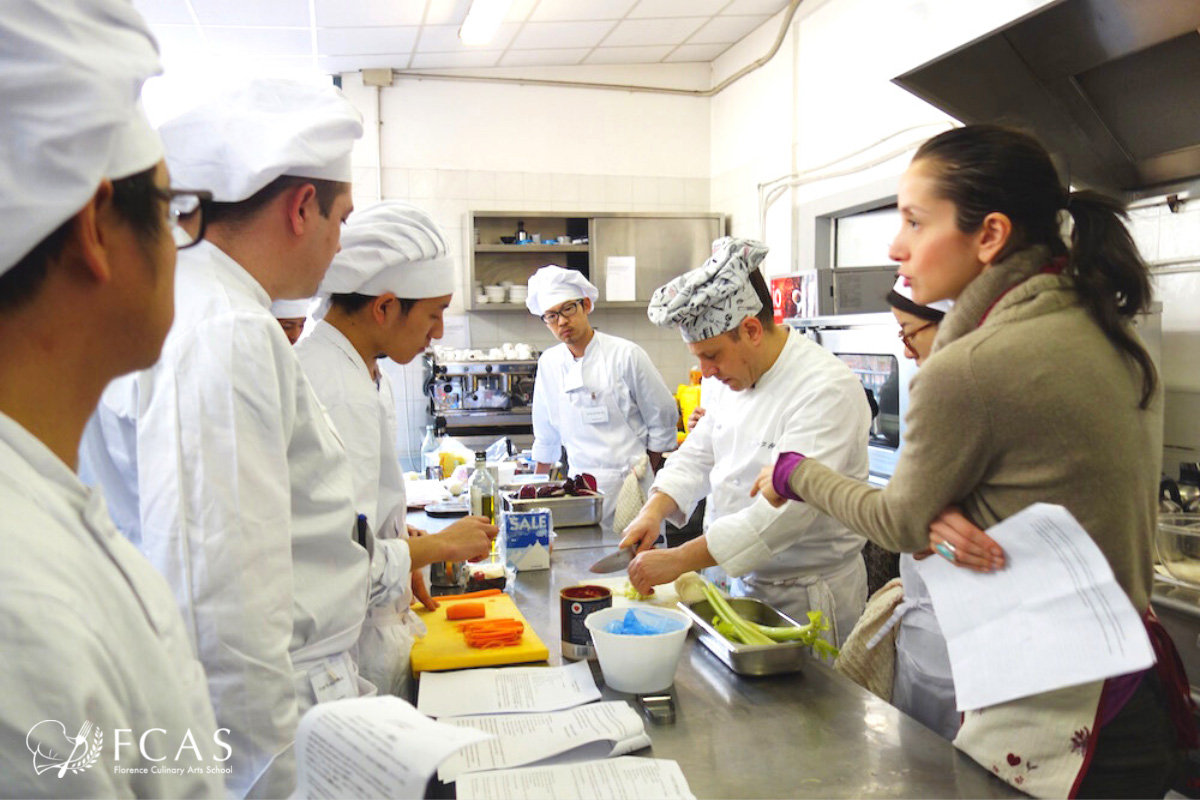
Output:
top-left (0, 165), bottom-right (162, 313)
top-left (748, 268), bottom-right (775, 328)
top-left (724, 268), bottom-right (776, 342)
top-left (887, 286), bottom-right (945, 323)
top-left (329, 292), bottom-right (418, 316)
top-left (206, 175), bottom-right (348, 228)
top-left (913, 124), bottom-right (1156, 407)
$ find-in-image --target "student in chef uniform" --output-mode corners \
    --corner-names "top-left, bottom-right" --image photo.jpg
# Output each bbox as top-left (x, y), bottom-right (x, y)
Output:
top-left (271, 297), bottom-right (311, 345)
top-left (526, 265), bottom-right (679, 529)
top-left (0, 3), bottom-right (224, 796)
top-left (621, 238), bottom-right (871, 646)
top-left (296, 201), bottom-right (496, 698)
top-left (79, 80), bottom-right (370, 799)
top-left (835, 277), bottom-right (959, 739)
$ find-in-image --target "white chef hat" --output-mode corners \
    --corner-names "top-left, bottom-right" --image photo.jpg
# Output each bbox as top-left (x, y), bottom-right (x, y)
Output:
top-left (525, 265), bottom-right (599, 317)
top-left (648, 237), bottom-right (769, 342)
top-left (886, 274), bottom-right (953, 321)
top-left (271, 298), bottom-right (313, 319)
top-left (318, 201), bottom-right (455, 300)
top-left (159, 79), bottom-right (363, 203)
top-left (0, 0), bottom-right (163, 275)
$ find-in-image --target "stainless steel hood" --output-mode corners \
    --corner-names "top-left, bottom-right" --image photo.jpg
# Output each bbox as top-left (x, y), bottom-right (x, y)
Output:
top-left (894, 0), bottom-right (1200, 203)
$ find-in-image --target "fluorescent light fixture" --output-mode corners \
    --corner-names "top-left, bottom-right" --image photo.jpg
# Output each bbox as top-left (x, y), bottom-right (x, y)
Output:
top-left (458, 0), bottom-right (512, 46)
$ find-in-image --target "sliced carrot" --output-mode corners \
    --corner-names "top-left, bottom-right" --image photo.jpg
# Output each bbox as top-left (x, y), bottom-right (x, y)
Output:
top-left (458, 617), bottom-right (525, 648)
top-left (433, 588), bottom-right (503, 602)
top-left (446, 602), bottom-right (486, 621)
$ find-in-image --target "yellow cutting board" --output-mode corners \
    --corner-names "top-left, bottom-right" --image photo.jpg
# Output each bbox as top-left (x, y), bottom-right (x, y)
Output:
top-left (411, 593), bottom-right (549, 674)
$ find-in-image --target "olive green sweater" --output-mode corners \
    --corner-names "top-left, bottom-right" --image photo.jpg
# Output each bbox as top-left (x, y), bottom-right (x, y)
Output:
top-left (789, 245), bottom-right (1161, 610)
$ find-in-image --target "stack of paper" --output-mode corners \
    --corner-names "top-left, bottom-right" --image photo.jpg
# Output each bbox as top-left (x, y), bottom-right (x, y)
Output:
top-left (417, 661), bottom-right (695, 800)
top-left (437, 702), bottom-right (651, 781)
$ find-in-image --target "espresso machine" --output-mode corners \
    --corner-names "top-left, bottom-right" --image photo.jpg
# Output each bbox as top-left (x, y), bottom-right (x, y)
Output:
top-left (424, 351), bottom-right (538, 452)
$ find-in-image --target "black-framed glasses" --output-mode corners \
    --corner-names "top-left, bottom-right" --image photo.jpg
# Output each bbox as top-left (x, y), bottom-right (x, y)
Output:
top-left (154, 188), bottom-right (212, 250)
top-left (540, 299), bottom-right (584, 325)
top-left (897, 320), bottom-right (936, 357)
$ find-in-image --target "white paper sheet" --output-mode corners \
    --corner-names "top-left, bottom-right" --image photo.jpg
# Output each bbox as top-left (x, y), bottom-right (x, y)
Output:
top-left (417, 661), bottom-right (601, 718)
top-left (437, 701), bottom-right (651, 782)
top-left (290, 696), bottom-right (493, 800)
top-left (605, 256), bottom-right (636, 302)
top-left (920, 503), bottom-right (1156, 711)
top-left (456, 756), bottom-right (695, 800)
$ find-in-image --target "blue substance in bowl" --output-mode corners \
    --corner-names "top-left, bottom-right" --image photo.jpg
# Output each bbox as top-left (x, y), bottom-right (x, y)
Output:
top-left (603, 609), bottom-right (686, 636)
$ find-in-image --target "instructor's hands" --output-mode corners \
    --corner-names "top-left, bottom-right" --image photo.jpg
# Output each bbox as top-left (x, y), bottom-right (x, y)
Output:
top-left (750, 465), bottom-right (785, 507)
top-left (928, 507), bottom-right (1005, 572)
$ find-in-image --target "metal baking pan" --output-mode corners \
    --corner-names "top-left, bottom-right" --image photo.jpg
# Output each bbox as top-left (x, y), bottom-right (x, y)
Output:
top-left (500, 490), bottom-right (603, 527)
top-left (678, 597), bottom-right (811, 676)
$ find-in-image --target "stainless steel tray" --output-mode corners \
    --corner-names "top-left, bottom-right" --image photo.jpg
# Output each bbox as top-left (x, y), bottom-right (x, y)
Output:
top-left (501, 490), bottom-right (603, 527)
top-left (677, 597), bottom-right (811, 676)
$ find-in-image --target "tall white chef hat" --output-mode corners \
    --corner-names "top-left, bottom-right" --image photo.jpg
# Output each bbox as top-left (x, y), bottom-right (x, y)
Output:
top-left (525, 265), bottom-right (599, 317)
top-left (318, 201), bottom-right (455, 301)
top-left (271, 298), bottom-right (313, 319)
top-left (159, 79), bottom-right (363, 203)
top-left (0, 0), bottom-right (163, 275)
top-left (647, 237), bottom-right (769, 342)
top-left (886, 274), bottom-right (953, 321)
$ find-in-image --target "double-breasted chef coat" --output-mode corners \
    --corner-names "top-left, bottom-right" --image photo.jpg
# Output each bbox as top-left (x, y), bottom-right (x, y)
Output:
top-left (651, 329), bottom-right (872, 645)
top-left (80, 240), bottom-right (371, 798)
top-left (531, 330), bottom-right (679, 529)
top-left (0, 411), bottom-right (225, 798)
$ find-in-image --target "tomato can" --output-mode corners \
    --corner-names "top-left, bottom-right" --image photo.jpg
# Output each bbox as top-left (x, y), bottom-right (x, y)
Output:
top-left (560, 585), bottom-right (613, 660)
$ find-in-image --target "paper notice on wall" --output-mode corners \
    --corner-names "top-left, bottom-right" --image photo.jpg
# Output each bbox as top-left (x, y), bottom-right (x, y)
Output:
top-left (605, 256), bottom-right (636, 302)
top-left (440, 313), bottom-right (471, 350)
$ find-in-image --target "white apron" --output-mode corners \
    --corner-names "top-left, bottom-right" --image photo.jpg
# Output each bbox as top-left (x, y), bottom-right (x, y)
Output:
top-left (728, 552), bottom-right (867, 649)
top-left (888, 554), bottom-right (959, 739)
top-left (558, 356), bottom-right (655, 530)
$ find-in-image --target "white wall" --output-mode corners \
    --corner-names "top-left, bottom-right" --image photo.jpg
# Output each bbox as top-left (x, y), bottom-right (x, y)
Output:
top-left (338, 65), bottom-right (714, 461)
top-left (340, 0), bottom-right (1200, 468)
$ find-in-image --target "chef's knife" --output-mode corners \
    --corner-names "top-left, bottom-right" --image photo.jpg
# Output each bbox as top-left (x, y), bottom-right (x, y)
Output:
top-left (588, 546), bottom-right (634, 574)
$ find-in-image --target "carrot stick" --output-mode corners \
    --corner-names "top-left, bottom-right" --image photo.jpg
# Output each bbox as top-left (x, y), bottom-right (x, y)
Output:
top-left (446, 602), bottom-right (486, 620)
top-left (433, 588), bottom-right (503, 602)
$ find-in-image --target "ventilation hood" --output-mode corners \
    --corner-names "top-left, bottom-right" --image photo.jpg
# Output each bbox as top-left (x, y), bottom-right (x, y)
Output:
top-left (894, 0), bottom-right (1200, 203)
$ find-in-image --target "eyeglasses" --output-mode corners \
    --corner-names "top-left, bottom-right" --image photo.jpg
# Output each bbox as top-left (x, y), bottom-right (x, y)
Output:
top-left (540, 299), bottom-right (584, 325)
top-left (154, 188), bottom-right (213, 250)
top-left (897, 320), bottom-right (936, 357)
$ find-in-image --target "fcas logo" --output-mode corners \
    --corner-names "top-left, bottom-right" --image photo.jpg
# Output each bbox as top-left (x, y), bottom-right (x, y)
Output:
top-left (26, 719), bottom-right (102, 777)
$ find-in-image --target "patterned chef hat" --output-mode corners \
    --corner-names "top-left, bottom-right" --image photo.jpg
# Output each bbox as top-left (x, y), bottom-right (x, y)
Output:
top-left (647, 237), bottom-right (769, 342)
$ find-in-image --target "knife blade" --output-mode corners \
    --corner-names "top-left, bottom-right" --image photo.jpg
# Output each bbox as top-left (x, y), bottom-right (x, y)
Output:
top-left (588, 546), bottom-right (634, 574)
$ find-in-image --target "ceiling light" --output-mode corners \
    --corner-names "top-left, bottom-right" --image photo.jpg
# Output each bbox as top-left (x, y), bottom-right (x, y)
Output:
top-left (459, 0), bottom-right (512, 46)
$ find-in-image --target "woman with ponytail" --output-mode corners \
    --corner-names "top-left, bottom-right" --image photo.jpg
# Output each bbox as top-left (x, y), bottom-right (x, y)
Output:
top-left (753, 125), bottom-right (1191, 797)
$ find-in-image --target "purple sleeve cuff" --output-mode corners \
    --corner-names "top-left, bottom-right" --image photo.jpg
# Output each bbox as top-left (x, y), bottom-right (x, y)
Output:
top-left (773, 452), bottom-right (806, 502)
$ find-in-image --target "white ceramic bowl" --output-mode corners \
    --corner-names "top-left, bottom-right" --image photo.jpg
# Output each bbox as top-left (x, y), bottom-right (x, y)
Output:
top-left (484, 285), bottom-right (507, 303)
top-left (584, 606), bottom-right (691, 693)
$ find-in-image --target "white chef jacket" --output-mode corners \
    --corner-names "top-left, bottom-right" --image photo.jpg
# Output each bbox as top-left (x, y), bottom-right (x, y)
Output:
top-left (651, 329), bottom-right (871, 643)
top-left (83, 241), bottom-right (371, 798)
top-left (0, 411), bottom-right (225, 798)
top-left (79, 373), bottom-right (141, 544)
top-left (296, 321), bottom-right (423, 698)
top-left (531, 331), bottom-right (678, 527)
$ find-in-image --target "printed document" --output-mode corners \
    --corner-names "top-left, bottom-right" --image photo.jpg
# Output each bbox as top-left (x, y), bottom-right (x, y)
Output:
top-left (456, 756), bottom-right (695, 800)
top-left (437, 701), bottom-right (651, 782)
top-left (417, 660), bottom-right (601, 718)
top-left (920, 503), bottom-right (1155, 710)
top-left (291, 696), bottom-right (492, 799)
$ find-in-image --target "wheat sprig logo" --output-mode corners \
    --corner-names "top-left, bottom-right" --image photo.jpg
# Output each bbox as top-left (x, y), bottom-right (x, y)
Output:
top-left (26, 720), bottom-right (103, 777)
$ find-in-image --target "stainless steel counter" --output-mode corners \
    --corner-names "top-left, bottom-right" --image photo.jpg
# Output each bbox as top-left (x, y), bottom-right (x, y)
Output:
top-left (409, 512), bottom-right (1020, 799)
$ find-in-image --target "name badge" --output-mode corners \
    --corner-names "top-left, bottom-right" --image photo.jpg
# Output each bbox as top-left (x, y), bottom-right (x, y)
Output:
top-left (309, 655), bottom-right (357, 703)
top-left (581, 405), bottom-right (609, 424)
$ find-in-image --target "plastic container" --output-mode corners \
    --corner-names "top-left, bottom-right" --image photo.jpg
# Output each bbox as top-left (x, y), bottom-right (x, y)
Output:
top-left (584, 606), bottom-right (692, 693)
top-left (1156, 513), bottom-right (1200, 587)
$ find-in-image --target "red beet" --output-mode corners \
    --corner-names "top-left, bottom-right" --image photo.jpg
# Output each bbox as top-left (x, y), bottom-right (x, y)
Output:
top-left (518, 484), bottom-right (538, 500)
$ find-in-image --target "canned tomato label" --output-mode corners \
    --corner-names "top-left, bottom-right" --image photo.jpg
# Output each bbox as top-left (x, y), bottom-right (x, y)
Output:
top-left (560, 585), bottom-right (612, 660)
